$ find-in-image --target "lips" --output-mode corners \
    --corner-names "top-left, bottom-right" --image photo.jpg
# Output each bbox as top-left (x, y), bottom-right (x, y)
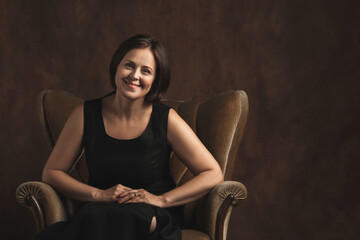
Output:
top-left (123, 79), bottom-right (141, 88)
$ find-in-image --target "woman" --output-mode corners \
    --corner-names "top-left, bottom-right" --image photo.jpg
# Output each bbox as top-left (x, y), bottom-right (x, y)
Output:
top-left (39, 34), bottom-right (223, 240)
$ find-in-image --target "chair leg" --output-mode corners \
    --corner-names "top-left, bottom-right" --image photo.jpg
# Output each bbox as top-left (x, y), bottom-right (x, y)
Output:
top-left (26, 194), bottom-right (45, 233)
top-left (215, 194), bottom-right (234, 240)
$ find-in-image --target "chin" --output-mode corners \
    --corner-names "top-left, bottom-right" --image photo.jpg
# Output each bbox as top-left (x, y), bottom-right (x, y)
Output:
top-left (117, 89), bottom-right (146, 101)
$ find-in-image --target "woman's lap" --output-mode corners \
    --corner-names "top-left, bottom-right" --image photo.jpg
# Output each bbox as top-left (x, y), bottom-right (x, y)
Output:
top-left (37, 202), bottom-right (155, 240)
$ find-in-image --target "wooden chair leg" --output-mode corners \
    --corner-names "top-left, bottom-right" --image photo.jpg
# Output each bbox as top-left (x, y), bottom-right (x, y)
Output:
top-left (215, 194), bottom-right (234, 240)
top-left (26, 194), bottom-right (45, 233)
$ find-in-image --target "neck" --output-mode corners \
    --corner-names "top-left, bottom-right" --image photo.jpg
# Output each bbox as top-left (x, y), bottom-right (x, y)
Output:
top-left (111, 92), bottom-right (151, 120)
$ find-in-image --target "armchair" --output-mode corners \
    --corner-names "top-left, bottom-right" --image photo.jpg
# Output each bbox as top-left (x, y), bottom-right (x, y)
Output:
top-left (16, 89), bottom-right (248, 240)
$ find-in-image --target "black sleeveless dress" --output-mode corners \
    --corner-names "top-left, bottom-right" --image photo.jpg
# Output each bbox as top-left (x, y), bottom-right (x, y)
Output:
top-left (36, 93), bottom-right (183, 240)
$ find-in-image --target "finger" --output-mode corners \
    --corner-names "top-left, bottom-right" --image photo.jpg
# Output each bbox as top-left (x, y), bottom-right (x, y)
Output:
top-left (113, 190), bottom-right (124, 199)
top-left (112, 186), bottom-right (126, 196)
top-left (120, 184), bottom-right (132, 191)
top-left (120, 190), bottom-right (138, 201)
top-left (114, 190), bottom-right (123, 198)
top-left (117, 195), bottom-right (133, 203)
top-left (116, 189), bottom-right (127, 198)
top-left (118, 189), bottom-right (138, 198)
top-left (125, 197), bottom-right (144, 204)
top-left (118, 190), bottom-right (143, 203)
top-left (115, 194), bottom-right (123, 200)
top-left (117, 187), bottom-right (134, 197)
top-left (118, 191), bottom-right (130, 198)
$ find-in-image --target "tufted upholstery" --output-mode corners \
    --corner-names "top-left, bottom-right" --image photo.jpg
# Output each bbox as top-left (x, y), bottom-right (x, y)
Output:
top-left (16, 89), bottom-right (248, 240)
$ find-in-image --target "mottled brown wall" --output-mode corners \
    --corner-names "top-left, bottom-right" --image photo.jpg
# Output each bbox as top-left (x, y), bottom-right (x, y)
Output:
top-left (1, 0), bottom-right (359, 239)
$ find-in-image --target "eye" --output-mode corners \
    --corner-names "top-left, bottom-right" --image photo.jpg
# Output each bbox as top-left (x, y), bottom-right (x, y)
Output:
top-left (142, 68), bottom-right (151, 75)
top-left (124, 62), bottom-right (133, 68)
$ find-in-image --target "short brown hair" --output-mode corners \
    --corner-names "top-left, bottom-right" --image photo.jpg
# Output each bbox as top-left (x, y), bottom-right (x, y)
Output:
top-left (109, 34), bottom-right (170, 102)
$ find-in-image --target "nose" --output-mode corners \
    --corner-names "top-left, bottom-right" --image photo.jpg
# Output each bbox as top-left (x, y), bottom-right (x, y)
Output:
top-left (130, 68), bottom-right (141, 80)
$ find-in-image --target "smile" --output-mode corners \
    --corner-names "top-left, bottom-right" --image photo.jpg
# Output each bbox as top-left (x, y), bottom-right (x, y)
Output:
top-left (123, 79), bottom-right (141, 89)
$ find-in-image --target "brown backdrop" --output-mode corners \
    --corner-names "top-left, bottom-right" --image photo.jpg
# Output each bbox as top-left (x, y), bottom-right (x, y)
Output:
top-left (1, 0), bottom-right (359, 239)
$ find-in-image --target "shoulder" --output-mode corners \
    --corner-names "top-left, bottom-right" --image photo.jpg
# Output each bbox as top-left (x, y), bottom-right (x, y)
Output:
top-left (67, 103), bottom-right (84, 125)
top-left (68, 96), bottom-right (100, 125)
top-left (156, 102), bottom-right (172, 112)
top-left (153, 102), bottom-right (172, 121)
top-left (154, 102), bottom-right (182, 125)
top-left (167, 107), bottom-right (188, 136)
top-left (166, 107), bottom-right (200, 153)
top-left (168, 108), bottom-right (182, 125)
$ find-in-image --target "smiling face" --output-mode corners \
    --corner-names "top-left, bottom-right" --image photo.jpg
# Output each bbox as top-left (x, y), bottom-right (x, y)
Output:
top-left (114, 48), bottom-right (156, 101)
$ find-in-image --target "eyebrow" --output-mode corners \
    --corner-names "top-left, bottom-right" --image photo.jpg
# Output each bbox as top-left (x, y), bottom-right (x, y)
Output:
top-left (124, 59), bottom-right (154, 71)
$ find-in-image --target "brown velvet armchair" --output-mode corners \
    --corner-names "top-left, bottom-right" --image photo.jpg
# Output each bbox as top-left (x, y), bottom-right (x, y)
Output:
top-left (16, 89), bottom-right (248, 240)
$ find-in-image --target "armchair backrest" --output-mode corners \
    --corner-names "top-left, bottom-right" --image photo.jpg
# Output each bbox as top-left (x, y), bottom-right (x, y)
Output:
top-left (38, 89), bottom-right (249, 228)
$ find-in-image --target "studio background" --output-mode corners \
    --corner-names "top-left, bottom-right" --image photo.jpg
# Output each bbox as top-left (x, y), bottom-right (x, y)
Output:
top-left (1, 0), bottom-right (359, 239)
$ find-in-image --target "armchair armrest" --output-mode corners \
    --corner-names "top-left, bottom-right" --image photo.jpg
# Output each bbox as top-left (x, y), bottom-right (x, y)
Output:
top-left (196, 181), bottom-right (247, 240)
top-left (16, 181), bottom-right (67, 232)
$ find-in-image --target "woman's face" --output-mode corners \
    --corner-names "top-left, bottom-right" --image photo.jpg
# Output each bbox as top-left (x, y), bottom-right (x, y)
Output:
top-left (115, 48), bottom-right (156, 101)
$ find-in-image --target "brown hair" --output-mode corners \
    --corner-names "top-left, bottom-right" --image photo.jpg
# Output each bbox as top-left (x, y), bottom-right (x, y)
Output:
top-left (109, 34), bottom-right (170, 102)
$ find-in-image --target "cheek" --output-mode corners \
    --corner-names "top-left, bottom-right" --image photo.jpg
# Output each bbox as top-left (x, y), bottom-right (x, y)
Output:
top-left (144, 77), bottom-right (155, 88)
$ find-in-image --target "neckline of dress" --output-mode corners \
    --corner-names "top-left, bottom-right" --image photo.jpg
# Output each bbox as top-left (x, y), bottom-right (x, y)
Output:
top-left (99, 97), bottom-right (155, 142)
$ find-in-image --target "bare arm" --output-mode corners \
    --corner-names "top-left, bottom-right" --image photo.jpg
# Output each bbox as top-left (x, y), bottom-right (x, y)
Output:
top-left (42, 104), bottom-right (129, 202)
top-left (160, 108), bottom-right (224, 207)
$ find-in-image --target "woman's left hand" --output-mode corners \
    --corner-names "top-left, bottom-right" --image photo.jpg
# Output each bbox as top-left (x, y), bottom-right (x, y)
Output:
top-left (117, 189), bottom-right (166, 208)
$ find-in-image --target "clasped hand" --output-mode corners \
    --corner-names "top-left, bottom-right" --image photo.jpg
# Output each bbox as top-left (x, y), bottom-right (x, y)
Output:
top-left (97, 184), bottom-right (166, 208)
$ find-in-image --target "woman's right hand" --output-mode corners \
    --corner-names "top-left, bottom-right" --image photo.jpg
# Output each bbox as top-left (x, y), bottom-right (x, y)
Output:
top-left (94, 184), bottom-right (132, 202)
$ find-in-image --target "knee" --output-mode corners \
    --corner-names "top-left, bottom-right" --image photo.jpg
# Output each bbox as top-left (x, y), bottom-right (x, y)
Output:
top-left (150, 216), bottom-right (157, 233)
